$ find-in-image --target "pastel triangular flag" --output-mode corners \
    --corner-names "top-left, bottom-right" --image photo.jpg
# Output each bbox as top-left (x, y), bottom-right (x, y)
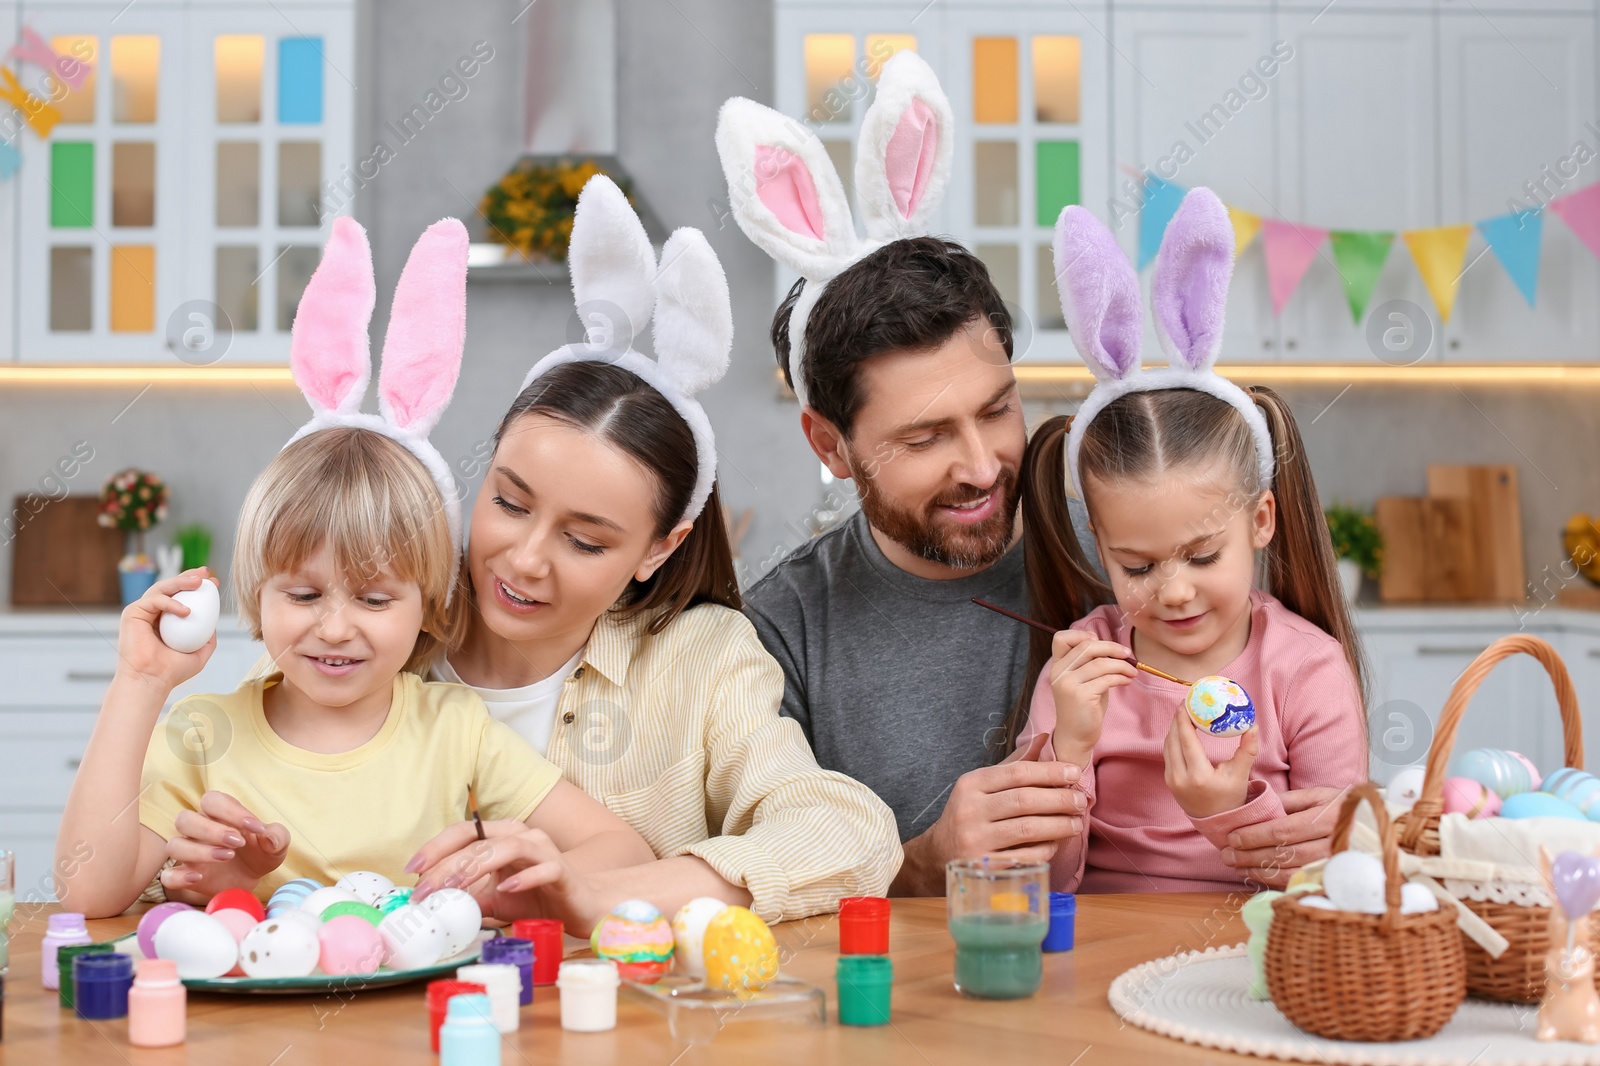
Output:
top-left (1261, 219), bottom-right (1328, 315)
top-left (1476, 208), bottom-right (1543, 308)
top-left (1551, 184), bottom-right (1600, 261)
top-left (0, 140), bottom-right (18, 182)
top-left (1328, 231), bottom-right (1394, 324)
top-left (1228, 206), bottom-right (1263, 259)
top-left (1137, 173), bottom-right (1187, 269)
top-left (1403, 225), bottom-right (1472, 324)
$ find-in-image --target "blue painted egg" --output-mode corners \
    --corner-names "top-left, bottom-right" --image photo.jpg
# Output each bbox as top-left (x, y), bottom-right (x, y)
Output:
top-left (1543, 768), bottom-right (1600, 821)
top-left (1185, 676), bottom-right (1255, 738)
top-left (1450, 749), bottom-right (1536, 799)
top-left (1500, 791), bottom-right (1586, 821)
top-left (267, 878), bottom-right (323, 917)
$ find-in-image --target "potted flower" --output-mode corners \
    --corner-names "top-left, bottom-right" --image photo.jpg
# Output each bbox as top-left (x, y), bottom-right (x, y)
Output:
top-left (1325, 503), bottom-right (1382, 604)
top-left (98, 468), bottom-right (169, 605)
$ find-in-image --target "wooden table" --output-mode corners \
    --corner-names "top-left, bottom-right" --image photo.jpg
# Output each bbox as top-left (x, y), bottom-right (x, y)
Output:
top-left (1, 894), bottom-right (1257, 1064)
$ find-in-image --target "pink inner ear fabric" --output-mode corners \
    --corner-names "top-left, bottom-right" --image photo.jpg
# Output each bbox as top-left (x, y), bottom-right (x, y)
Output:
top-left (884, 98), bottom-right (936, 220)
top-left (755, 145), bottom-right (825, 240)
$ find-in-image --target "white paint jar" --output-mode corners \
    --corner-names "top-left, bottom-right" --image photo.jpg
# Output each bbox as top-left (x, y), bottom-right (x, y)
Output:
top-left (557, 959), bottom-right (619, 1032)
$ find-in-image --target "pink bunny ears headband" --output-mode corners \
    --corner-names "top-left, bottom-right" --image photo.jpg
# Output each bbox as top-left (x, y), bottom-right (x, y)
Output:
top-left (716, 50), bottom-right (953, 408)
top-left (1054, 187), bottom-right (1275, 500)
top-left (286, 216), bottom-right (469, 598)
top-left (519, 175), bottom-right (733, 525)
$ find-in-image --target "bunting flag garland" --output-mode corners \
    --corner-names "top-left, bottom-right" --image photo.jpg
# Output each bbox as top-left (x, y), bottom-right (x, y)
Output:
top-left (1328, 230), bottom-right (1394, 324)
top-left (1403, 225), bottom-right (1472, 324)
top-left (1477, 209), bottom-right (1542, 308)
top-left (1550, 184), bottom-right (1600, 262)
top-left (1137, 174), bottom-right (1187, 269)
top-left (1261, 219), bottom-right (1326, 316)
top-left (1228, 205), bottom-right (1263, 259)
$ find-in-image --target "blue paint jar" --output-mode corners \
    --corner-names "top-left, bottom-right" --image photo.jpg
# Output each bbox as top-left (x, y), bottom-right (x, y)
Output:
top-left (73, 952), bottom-right (134, 1020)
top-left (1043, 893), bottom-right (1076, 953)
top-left (439, 993), bottom-right (500, 1066)
top-left (480, 936), bottom-right (533, 1006)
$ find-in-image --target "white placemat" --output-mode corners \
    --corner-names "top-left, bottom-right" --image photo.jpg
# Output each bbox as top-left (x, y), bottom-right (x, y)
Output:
top-left (1109, 943), bottom-right (1600, 1065)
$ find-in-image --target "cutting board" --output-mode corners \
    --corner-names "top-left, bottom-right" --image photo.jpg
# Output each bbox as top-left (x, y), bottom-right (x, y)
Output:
top-left (9, 495), bottom-right (123, 607)
top-left (1427, 464), bottom-right (1525, 603)
top-left (1375, 497), bottom-right (1427, 602)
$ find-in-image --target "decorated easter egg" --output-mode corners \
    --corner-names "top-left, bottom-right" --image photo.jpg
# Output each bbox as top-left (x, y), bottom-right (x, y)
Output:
top-left (136, 901), bottom-right (194, 959)
top-left (1501, 791), bottom-right (1586, 821)
top-left (1385, 766), bottom-right (1427, 810)
top-left (206, 888), bottom-right (266, 923)
top-left (702, 906), bottom-right (779, 997)
top-left (1441, 777), bottom-right (1502, 819)
top-left (208, 908), bottom-right (258, 975)
top-left (671, 897), bottom-right (730, 979)
top-left (153, 910), bottom-right (239, 979)
top-left (376, 887), bottom-right (412, 915)
top-left (1322, 850), bottom-right (1387, 914)
top-left (1510, 751), bottom-right (1544, 792)
top-left (318, 915), bottom-right (386, 976)
top-left (239, 917), bottom-right (321, 978)
top-left (1450, 748), bottom-right (1535, 799)
top-left (320, 901), bottom-right (384, 927)
top-left (159, 577), bottom-right (220, 654)
top-left (590, 899), bottom-right (675, 982)
top-left (268, 878), bottom-right (323, 917)
top-left (1400, 883), bottom-right (1439, 914)
top-left (334, 871), bottom-right (395, 907)
top-left (300, 885), bottom-right (360, 918)
top-left (419, 888), bottom-right (482, 959)
top-left (379, 904), bottom-right (447, 970)
top-left (1543, 768), bottom-right (1600, 821)
top-left (1184, 676), bottom-right (1255, 738)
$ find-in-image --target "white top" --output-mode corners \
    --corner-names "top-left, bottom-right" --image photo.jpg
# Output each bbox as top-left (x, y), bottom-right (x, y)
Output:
top-left (433, 647), bottom-right (585, 756)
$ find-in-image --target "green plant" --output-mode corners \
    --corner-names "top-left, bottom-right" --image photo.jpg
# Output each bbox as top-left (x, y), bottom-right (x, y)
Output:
top-left (478, 158), bottom-right (634, 261)
top-left (1325, 503), bottom-right (1383, 578)
top-left (97, 468), bottom-right (168, 533)
top-left (174, 523), bottom-right (213, 572)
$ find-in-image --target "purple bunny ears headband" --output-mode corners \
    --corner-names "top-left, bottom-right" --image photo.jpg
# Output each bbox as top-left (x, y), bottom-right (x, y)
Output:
top-left (286, 216), bottom-right (469, 602)
top-left (1055, 187), bottom-right (1275, 500)
top-left (716, 50), bottom-right (953, 408)
top-left (518, 175), bottom-right (733, 525)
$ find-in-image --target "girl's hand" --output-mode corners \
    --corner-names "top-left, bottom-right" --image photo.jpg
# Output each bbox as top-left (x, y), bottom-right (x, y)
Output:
top-left (1163, 705), bottom-right (1261, 819)
top-left (409, 820), bottom-right (608, 937)
top-left (114, 568), bottom-right (218, 693)
top-left (159, 790), bottom-right (291, 904)
top-left (1048, 629), bottom-right (1137, 764)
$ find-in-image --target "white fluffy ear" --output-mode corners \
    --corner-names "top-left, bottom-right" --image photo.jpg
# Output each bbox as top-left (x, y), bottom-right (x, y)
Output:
top-left (716, 96), bottom-right (861, 281)
top-left (856, 50), bottom-right (953, 241)
top-left (653, 228), bottom-right (732, 397)
top-left (567, 175), bottom-right (656, 351)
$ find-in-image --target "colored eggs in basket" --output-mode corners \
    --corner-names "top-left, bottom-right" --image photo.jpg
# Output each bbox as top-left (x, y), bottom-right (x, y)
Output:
top-left (1441, 777), bottom-right (1502, 819)
top-left (672, 897), bottom-right (730, 979)
top-left (152, 910), bottom-right (239, 979)
top-left (1501, 791), bottom-right (1587, 821)
top-left (318, 915), bottom-right (386, 976)
top-left (267, 878), bottom-right (323, 917)
top-left (591, 899), bottom-right (675, 982)
top-left (702, 905), bottom-right (779, 996)
top-left (1184, 676), bottom-right (1255, 738)
top-left (1450, 748), bottom-right (1541, 799)
top-left (1543, 768), bottom-right (1600, 821)
top-left (1321, 850), bottom-right (1388, 915)
top-left (239, 916), bottom-right (321, 978)
top-left (1385, 766), bottom-right (1427, 810)
top-left (418, 888), bottom-right (483, 958)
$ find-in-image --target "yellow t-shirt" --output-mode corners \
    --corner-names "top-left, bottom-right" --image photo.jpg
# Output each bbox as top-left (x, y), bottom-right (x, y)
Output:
top-left (140, 672), bottom-right (561, 898)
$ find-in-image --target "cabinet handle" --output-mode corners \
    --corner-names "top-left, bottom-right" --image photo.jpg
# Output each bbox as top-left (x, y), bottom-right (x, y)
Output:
top-left (1261, 338), bottom-right (1274, 350)
top-left (65, 670), bottom-right (117, 682)
top-left (1417, 645), bottom-right (1490, 657)
top-left (1285, 338), bottom-right (1297, 351)
top-left (1449, 338), bottom-right (1461, 351)
top-left (1588, 649), bottom-right (1600, 659)
top-left (65, 757), bottom-right (80, 770)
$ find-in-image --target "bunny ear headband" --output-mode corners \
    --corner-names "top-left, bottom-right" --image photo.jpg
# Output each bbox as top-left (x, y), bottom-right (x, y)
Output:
top-left (715, 50), bottom-right (953, 408)
top-left (1054, 186), bottom-right (1275, 500)
top-left (518, 175), bottom-right (733, 526)
top-left (286, 216), bottom-right (470, 600)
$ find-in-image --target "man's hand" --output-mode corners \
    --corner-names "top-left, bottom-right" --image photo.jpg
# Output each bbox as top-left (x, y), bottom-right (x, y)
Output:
top-left (1219, 785), bottom-right (1347, 887)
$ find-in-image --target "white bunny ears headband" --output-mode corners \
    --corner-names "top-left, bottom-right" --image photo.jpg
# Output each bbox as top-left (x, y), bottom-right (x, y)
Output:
top-left (286, 216), bottom-right (469, 600)
top-left (1054, 187), bottom-right (1275, 500)
top-left (518, 175), bottom-right (733, 525)
top-left (716, 50), bottom-right (953, 408)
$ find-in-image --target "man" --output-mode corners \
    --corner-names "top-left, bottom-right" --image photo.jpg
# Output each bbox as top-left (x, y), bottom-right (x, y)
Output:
top-left (743, 238), bottom-right (1339, 892)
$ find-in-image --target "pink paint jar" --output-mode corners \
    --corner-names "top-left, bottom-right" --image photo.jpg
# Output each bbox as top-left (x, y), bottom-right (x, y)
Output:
top-left (128, 958), bottom-right (185, 1047)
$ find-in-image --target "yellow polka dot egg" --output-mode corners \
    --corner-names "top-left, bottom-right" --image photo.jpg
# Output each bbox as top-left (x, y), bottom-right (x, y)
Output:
top-left (701, 905), bottom-right (778, 997)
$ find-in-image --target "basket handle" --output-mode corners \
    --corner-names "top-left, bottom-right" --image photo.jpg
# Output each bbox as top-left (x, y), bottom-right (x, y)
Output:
top-left (1400, 634), bottom-right (1583, 851)
top-left (1331, 781), bottom-right (1405, 929)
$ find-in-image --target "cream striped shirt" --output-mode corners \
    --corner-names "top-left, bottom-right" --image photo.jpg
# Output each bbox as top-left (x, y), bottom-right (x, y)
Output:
top-left (439, 602), bottom-right (904, 922)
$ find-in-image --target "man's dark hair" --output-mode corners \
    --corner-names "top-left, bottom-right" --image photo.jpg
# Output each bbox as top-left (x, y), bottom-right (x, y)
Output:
top-left (771, 237), bottom-right (1013, 436)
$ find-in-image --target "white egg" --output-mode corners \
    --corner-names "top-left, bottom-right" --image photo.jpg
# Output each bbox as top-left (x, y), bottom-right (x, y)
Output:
top-left (1386, 766), bottom-right (1427, 810)
top-left (419, 888), bottom-right (481, 958)
top-left (274, 909), bottom-right (323, 935)
top-left (152, 910), bottom-right (239, 979)
top-left (1400, 882), bottom-right (1440, 914)
top-left (239, 917), bottom-right (321, 978)
top-left (671, 897), bottom-right (730, 979)
top-left (379, 903), bottom-right (446, 970)
top-left (1298, 895), bottom-right (1338, 910)
top-left (158, 578), bottom-right (220, 654)
top-left (1322, 850), bottom-right (1388, 914)
top-left (299, 885), bottom-right (360, 918)
top-left (335, 871), bottom-right (396, 908)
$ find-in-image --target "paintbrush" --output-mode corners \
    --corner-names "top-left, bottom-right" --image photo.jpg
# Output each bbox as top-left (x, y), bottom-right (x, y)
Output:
top-left (467, 783), bottom-right (486, 841)
top-left (970, 597), bottom-right (1194, 687)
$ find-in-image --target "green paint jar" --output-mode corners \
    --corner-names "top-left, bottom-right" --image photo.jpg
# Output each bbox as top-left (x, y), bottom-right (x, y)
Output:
top-left (836, 955), bottom-right (892, 1026)
top-left (57, 942), bottom-right (114, 1009)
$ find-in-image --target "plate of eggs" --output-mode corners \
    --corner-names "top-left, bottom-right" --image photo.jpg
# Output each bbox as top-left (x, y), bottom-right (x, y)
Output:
top-left (111, 872), bottom-right (490, 993)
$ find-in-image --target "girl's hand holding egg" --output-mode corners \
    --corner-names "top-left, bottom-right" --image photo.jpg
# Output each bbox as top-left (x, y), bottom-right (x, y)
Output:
top-left (115, 567), bottom-right (220, 690)
top-left (1047, 629), bottom-right (1138, 766)
top-left (1163, 701), bottom-right (1260, 819)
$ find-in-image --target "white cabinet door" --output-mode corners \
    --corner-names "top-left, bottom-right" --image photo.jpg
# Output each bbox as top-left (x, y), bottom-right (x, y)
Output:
top-left (1566, 626), bottom-right (1600, 771)
top-left (1438, 13), bottom-right (1599, 363)
top-left (1111, 7), bottom-right (1280, 363)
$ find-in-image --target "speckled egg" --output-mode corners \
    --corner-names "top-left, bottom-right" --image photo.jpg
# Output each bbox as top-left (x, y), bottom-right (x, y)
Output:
top-left (1185, 676), bottom-right (1255, 738)
top-left (419, 888), bottom-right (482, 959)
top-left (378, 903), bottom-right (446, 970)
top-left (239, 917), bottom-right (321, 978)
top-left (701, 906), bottom-right (778, 997)
top-left (590, 899), bottom-right (675, 983)
top-left (376, 887), bottom-right (412, 915)
top-left (1385, 766), bottom-right (1427, 810)
top-left (152, 910), bottom-right (239, 979)
top-left (318, 915), bottom-right (386, 975)
top-left (299, 885), bottom-right (360, 918)
top-left (671, 897), bottom-right (729, 979)
top-left (1441, 777), bottom-right (1502, 819)
top-left (267, 878), bottom-right (323, 917)
top-left (320, 901), bottom-right (384, 927)
top-left (335, 871), bottom-right (395, 907)
top-left (1501, 791), bottom-right (1587, 821)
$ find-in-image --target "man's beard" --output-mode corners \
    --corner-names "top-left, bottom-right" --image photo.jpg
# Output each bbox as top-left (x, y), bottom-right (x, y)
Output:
top-left (851, 460), bottom-right (1021, 572)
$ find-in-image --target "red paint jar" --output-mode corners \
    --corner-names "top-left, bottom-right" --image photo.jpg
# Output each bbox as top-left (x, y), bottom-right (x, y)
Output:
top-left (511, 919), bottom-right (564, 986)
top-left (838, 897), bottom-right (890, 955)
top-left (425, 979), bottom-right (486, 1053)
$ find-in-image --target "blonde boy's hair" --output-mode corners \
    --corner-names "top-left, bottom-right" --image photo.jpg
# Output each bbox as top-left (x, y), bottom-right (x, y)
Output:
top-left (232, 427), bottom-right (458, 675)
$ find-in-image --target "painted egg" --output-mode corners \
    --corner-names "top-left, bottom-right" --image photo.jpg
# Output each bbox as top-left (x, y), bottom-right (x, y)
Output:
top-left (702, 906), bottom-right (779, 997)
top-left (1501, 791), bottom-right (1587, 821)
top-left (376, 887), bottom-right (413, 915)
top-left (267, 878), bottom-right (323, 917)
top-left (419, 888), bottom-right (482, 958)
top-left (239, 917), bottom-right (321, 978)
top-left (1510, 751), bottom-right (1544, 792)
top-left (208, 908), bottom-right (258, 976)
top-left (318, 915), bottom-right (386, 976)
top-left (1400, 883), bottom-right (1439, 914)
top-left (1441, 777), bottom-right (1502, 819)
top-left (379, 903), bottom-right (447, 970)
top-left (136, 901), bottom-right (194, 959)
top-left (1322, 850), bottom-right (1387, 914)
top-left (159, 577), bottom-right (220, 654)
top-left (671, 897), bottom-right (730, 979)
top-left (152, 910), bottom-right (239, 979)
top-left (334, 871), bottom-right (395, 907)
top-left (300, 886), bottom-right (361, 918)
top-left (206, 888), bottom-right (266, 923)
top-left (1543, 768), bottom-right (1600, 821)
top-left (1450, 748), bottom-right (1536, 799)
top-left (1385, 766), bottom-right (1427, 809)
top-left (1184, 676), bottom-right (1255, 738)
top-left (320, 901), bottom-right (384, 927)
top-left (590, 899), bottom-right (675, 983)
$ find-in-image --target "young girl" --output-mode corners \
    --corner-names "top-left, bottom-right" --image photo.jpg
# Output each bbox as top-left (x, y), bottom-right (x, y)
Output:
top-left (1012, 187), bottom-right (1367, 893)
top-left (56, 218), bottom-right (652, 921)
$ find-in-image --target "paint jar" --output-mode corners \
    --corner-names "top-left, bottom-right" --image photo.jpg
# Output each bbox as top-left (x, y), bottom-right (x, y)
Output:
top-left (128, 959), bottom-right (186, 1047)
top-left (1043, 893), bottom-right (1077, 953)
top-left (557, 959), bottom-right (619, 1032)
top-left (426, 979), bottom-right (486, 1053)
top-left (480, 936), bottom-right (533, 1005)
top-left (836, 955), bottom-right (893, 1026)
top-left (838, 897), bottom-right (890, 955)
top-left (946, 857), bottom-right (1049, 1000)
top-left (511, 919), bottom-right (563, 986)
top-left (73, 952), bottom-right (134, 1019)
top-left (42, 913), bottom-right (90, 990)
top-left (439, 993), bottom-right (500, 1066)
top-left (455, 963), bottom-right (519, 1033)
top-left (56, 942), bottom-right (112, 1009)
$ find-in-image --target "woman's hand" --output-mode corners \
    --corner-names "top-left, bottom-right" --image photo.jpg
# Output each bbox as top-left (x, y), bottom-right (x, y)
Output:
top-left (409, 820), bottom-right (609, 937)
top-left (114, 568), bottom-right (218, 694)
top-left (1048, 629), bottom-right (1137, 766)
top-left (1162, 705), bottom-right (1260, 819)
top-left (159, 790), bottom-right (290, 904)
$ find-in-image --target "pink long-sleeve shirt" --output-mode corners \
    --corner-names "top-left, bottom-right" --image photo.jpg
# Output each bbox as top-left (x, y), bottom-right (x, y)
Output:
top-left (1019, 590), bottom-right (1366, 894)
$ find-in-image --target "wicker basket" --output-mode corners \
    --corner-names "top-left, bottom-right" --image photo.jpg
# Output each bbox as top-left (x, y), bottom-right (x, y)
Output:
top-left (1392, 633), bottom-right (1590, 1003)
top-left (1265, 782), bottom-right (1466, 1042)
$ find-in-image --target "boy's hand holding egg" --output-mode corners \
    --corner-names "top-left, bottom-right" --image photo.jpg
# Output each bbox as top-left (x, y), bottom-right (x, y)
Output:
top-left (115, 568), bottom-right (220, 690)
top-left (159, 789), bottom-right (291, 905)
top-left (1046, 629), bottom-right (1138, 767)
